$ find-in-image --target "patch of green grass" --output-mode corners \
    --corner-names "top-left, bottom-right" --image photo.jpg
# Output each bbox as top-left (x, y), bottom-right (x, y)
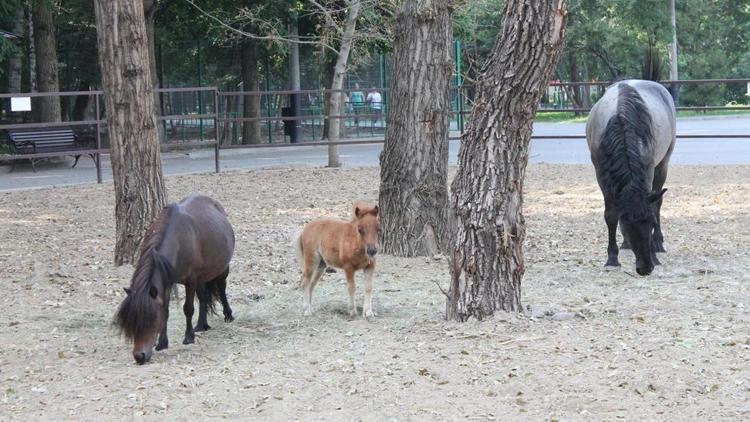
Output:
top-left (676, 109), bottom-right (750, 118)
top-left (534, 112), bottom-right (588, 123)
top-left (533, 103), bottom-right (750, 123)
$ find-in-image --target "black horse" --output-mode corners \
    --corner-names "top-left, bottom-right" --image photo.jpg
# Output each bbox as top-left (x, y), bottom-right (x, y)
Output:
top-left (114, 195), bottom-right (235, 364)
top-left (586, 80), bottom-right (676, 275)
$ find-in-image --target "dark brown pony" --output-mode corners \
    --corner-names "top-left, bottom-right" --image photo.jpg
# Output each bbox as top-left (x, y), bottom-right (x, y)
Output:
top-left (114, 195), bottom-right (235, 364)
top-left (295, 201), bottom-right (379, 319)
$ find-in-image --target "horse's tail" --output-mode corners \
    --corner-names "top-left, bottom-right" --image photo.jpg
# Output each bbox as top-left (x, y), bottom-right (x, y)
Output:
top-left (201, 268), bottom-right (228, 315)
top-left (293, 231), bottom-right (304, 287)
top-left (599, 83), bottom-right (654, 198)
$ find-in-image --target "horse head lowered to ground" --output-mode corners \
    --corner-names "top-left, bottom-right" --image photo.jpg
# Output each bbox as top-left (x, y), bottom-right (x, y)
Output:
top-left (586, 79), bottom-right (676, 276)
top-left (114, 195), bottom-right (235, 364)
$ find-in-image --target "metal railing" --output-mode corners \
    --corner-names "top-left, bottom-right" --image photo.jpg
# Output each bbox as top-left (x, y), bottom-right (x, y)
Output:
top-left (1, 78), bottom-right (749, 183)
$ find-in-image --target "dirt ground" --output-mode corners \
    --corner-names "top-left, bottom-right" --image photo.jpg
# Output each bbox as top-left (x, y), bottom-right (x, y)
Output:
top-left (0, 164), bottom-right (748, 421)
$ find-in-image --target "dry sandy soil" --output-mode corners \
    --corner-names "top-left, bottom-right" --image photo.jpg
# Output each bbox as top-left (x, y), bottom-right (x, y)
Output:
top-left (0, 164), bottom-right (748, 421)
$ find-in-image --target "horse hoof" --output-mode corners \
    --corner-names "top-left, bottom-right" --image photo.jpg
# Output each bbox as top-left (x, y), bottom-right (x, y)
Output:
top-left (195, 324), bottom-right (211, 332)
top-left (224, 314), bottom-right (235, 323)
top-left (620, 241), bottom-right (631, 250)
top-left (182, 337), bottom-right (195, 345)
top-left (604, 261), bottom-right (621, 268)
top-left (155, 342), bottom-right (168, 351)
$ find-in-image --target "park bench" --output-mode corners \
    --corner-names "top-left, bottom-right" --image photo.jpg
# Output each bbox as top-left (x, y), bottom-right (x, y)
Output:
top-left (5, 127), bottom-right (95, 172)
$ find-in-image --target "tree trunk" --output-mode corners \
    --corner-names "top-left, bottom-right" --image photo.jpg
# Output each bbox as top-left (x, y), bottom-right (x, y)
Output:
top-left (143, 0), bottom-right (164, 141)
top-left (326, 0), bottom-right (360, 168)
top-left (378, 0), bottom-right (453, 257)
top-left (32, 1), bottom-right (61, 122)
top-left (241, 39), bottom-right (262, 144)
top-left (287, 13), bottom-right (301, 143)
top-left (221, 95), bottom-right (237, 145)
top-left (321, 51), bottom-right (336, 139)
top-left (94, 0), bottom-right (167, 266)
top-left (72, 81), bottom-right (92, 121)
top-left (28, 4), bottom-right (36, 92)
top-left (7, 6), bottom-right (25, 93)
top-left (446, 0), bottom-right (568, 321)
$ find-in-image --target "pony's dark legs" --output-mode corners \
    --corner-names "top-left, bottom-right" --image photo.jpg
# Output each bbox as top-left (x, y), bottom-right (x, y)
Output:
top-left (604, 199), bottom-right (621, 267)
top-left (195, 286), bottom-right (211, 332)
top-left (183, 284), bottom-right (196, 344)
top-left (651, 159), bottom-right (670, 254)
top-left (156, 286), bottom-right (170, 351)
top-left (620, 228), bottom-right (631, 250)
top-left (217, 271), bottom-right (234, 323)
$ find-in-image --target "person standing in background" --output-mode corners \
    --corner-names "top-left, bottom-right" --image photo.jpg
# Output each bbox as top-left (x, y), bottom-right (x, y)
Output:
top-left (366, 87), bottom-right (383, 126)
top-left (350, 83), bottom-right (365, 126)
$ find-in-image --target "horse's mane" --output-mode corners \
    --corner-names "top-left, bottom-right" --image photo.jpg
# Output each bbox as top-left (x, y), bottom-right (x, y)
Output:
top-left (114, 205), bottom-right (177, 340)
top-left (597, 83), bottom-right (654, 223)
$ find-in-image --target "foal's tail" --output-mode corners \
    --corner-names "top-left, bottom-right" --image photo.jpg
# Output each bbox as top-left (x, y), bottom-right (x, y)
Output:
top-left (292, 231), bottom-right (304, 288)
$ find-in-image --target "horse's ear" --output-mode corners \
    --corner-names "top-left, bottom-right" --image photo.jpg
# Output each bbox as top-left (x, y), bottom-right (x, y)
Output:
top-left (372, 205), bottom-right (379, 216)
top-left (354, 206), bottom-right (361, 218)
top-left (649, 188), bottom-right (667, 203)
top-left (123, 287), bottom-right (131, 295)
top-left (148, 285), bottom-right (158, 299)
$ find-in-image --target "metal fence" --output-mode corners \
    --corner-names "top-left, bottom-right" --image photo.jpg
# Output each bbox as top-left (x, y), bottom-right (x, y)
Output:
top-left (2, 78), bottom-right (749, 183)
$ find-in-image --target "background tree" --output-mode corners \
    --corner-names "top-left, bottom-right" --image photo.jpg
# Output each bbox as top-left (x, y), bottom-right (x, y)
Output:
top-left (322, 0), bottom-right (361, 167)
top-left (32, 0), bottom-right (61, 122)
top-left (2, 1), bottom-right (25, 94)
top-left (378, 0), bottom-right (453, 256)
top-left (94, 0), bottom-right (167, 265)
top-left (446, 0), bottom-right (568, 321)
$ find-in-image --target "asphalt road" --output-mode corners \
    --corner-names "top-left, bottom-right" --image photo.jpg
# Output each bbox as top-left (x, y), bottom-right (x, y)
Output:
top-left (2, 116), bottom-right (749, 192)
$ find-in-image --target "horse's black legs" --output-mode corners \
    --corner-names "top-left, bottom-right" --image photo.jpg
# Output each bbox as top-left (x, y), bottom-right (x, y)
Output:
top-left (183, 284), bottom-right (196, 345)
top-left (156, 286), bottom-right (170, 351)
top-left (195, 286), bottom-right (212, 332)
top-left (217, 270), bottom-right (234, 323)
top-left (651, 159), bottom-right (670, 254)
top-left (605, 199), bottom-right (621, 267)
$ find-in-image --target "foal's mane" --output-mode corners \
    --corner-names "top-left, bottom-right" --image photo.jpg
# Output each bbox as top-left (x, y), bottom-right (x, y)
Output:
top-left (114, 205), bottom-right (177, 340)
top-left (597, 83), bottom-right (655, 222)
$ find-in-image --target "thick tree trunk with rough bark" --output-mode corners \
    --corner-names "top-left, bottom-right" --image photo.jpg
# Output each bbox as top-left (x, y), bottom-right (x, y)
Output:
top-left (378, 0), bottom-right (453, 257)
top-left (446, 0), bottom-right (568, 321)
top-left (94, 0), bottom-right (167, 266)
top-left (241, 39), bottom-right (262, 144)
top-left (32, 1), bottom-right (61, 122)
top-left (143, 0), bottom-right (164, 141)
top-left (326, 0), bottom-right (360, 168)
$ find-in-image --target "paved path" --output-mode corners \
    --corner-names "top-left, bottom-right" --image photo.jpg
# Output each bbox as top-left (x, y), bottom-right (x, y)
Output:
top-left (2, 116), bottom-right (749, 191)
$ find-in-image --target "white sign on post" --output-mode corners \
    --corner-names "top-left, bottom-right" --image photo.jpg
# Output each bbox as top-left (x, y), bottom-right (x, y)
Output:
top-left (10, 97), bottom-right (32, 112)
top-left (746, 82), bottom-right (750, 97)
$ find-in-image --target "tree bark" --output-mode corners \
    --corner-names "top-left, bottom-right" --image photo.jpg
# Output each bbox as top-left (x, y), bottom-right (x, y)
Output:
top-left (326, 0), bottom-right (360, 168)
top-left (143, 0), bottom-right (164, 141)
top-left (446, 0), bottom-right (568, 321)
top-left (32, 1), bottom-right (61, 122)
top-left (287, 12), bottom-right (301, 143)
top-left (94, 0), bottom-right (167, 266)
top-left (241, 39), bottom-right (262, 144)
top-left (7, 6), bottom-right (25, 93)
top-left (221, 95), bottom-right (237, 145)
top-left (27, 4), bottom-right (36, 92)
top-left (378, 0), bottom-right (453, 257)
top-left (321, 52), bottom-right (336, 140)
